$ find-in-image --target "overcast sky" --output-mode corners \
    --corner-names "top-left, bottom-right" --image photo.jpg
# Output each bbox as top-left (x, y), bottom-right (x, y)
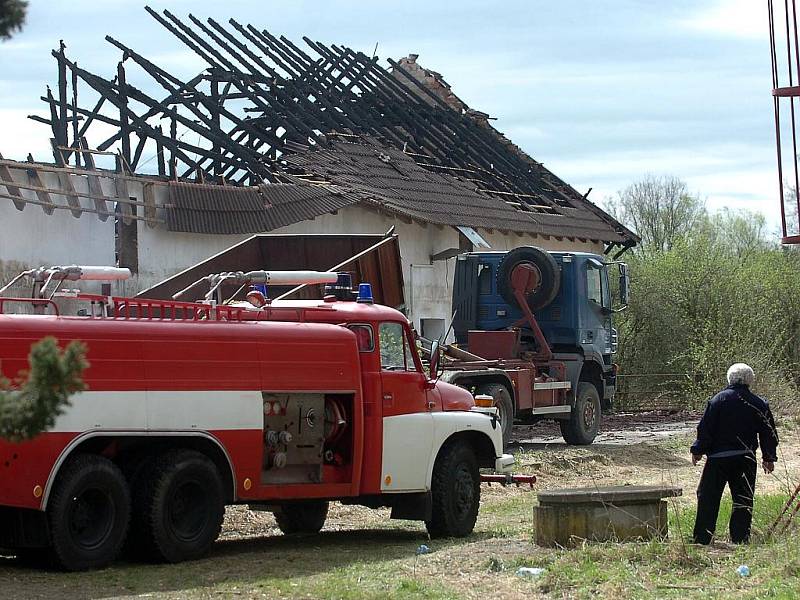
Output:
top-left (0, 0), bottom-right (784, 230)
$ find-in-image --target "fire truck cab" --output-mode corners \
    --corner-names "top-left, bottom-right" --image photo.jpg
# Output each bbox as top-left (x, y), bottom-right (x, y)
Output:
top-left (0, 268), bottom-right (513, 570)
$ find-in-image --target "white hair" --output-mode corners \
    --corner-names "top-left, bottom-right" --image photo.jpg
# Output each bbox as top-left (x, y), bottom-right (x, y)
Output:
top-left (727, 363), bottom-right (755, 386)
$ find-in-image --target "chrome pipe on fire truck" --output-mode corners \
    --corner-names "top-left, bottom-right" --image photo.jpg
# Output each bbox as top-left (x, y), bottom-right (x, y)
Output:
top-left (171, 270), bottom-right (340, 302)
top-left (0, 265), bottom-right (131, 297)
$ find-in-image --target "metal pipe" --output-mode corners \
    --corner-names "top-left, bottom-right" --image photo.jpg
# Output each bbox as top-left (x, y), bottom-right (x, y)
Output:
top-left (784, 0), bottom-right (800, 225)
top-left (480, 473), bottom-right (536, 487)
top-left (770, 0), bottom-right (789, 238)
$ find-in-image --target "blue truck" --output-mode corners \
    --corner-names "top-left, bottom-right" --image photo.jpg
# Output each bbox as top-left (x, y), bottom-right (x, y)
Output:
top-left (439, 246), bottom-right (629, 445)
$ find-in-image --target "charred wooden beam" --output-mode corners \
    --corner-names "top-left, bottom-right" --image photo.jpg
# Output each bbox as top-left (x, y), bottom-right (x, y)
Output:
top-left (117, 60), bottom-right (132, 167)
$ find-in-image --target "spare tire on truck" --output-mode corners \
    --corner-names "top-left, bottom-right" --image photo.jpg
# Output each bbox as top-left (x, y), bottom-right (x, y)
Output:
top-left (496, 246), bottom-right (560, 311)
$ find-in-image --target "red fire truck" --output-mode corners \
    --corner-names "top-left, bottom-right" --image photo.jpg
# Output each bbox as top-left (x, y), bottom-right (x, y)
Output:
top-left (0, 266), bottom-right (516, 571)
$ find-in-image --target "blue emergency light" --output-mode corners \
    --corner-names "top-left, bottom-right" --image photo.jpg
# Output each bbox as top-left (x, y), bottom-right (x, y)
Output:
top-left (357, 283), bottom-right (373, 304)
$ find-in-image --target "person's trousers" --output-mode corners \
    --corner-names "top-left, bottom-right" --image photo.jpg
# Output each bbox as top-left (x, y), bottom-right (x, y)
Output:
top-left (693, 454), bottom-right (757, 544)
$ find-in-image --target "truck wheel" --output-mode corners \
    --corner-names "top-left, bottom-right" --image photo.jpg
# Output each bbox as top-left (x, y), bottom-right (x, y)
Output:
top-left (560, 382), bottom-right (601, 445)
top-left (425, 442), bottom-right (480, 538)
top-left (496, 246), bottom-right (560, 311)
top-left (476, 383), bottom-right (514, 446)
top-left (134, 450), bottom-right (225, 563)
top-left (274, 501), bottom-right (329, 534)
top-left (47, 454), bottom-right (130, 571)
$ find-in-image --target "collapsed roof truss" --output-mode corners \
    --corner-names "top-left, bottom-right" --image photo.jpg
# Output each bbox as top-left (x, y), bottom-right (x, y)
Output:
top-left (32, 7), bottom-right (589, 216)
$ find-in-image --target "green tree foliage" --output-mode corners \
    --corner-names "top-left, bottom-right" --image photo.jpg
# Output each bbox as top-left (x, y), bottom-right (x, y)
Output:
top-left (607, 175), bottom-right (707, 256)
top-left (0, 0), bottom-right (27, 40)
top-left (612, 177), bottom-right (800, 412)
top-left (0, 337), bottom-right (88, 441)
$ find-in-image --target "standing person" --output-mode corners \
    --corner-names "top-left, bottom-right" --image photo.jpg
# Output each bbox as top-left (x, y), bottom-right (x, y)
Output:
top-left (690, 363), bottom-right (779, 545)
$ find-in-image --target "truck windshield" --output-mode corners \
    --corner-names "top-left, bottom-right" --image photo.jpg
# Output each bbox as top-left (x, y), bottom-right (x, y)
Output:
top-left (379, 322), bottom-right (417, 371)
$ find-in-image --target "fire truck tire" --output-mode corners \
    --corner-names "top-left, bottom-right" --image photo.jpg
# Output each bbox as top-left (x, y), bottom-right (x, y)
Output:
top-left (425, 441), bottom-right (480, 538)
top-left (496, 246), bottom-right (560, 311)
top-left (476, 383), bottom-right (514, 447)
top-left (274, 501), bottom-right (329, 534)
top-left (47, 454), bottom-right (131, 571)
top-left (135, 450), bottom-right (225, 563)
top-left (560, 382), bottom-right (601, 445)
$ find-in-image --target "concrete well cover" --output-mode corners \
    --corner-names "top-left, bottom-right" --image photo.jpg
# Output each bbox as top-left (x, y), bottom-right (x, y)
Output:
top-left (537, 485), bottom-right (682, 505)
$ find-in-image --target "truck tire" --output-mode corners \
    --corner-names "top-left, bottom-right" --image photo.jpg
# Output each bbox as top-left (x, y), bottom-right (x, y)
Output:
top-left (274, 501), bottom-right (329, 535)
top-left (476, 383), bottom-right (514, 447)
top-left (560, 382), bottom-right (601, 445)
top-left (133, 449), bottom-right (225, 563)
top-left (425, 441), bottom-right (480, 538)
top-left (47, 454), bottom-right (131, 571)
top-left (496, 246), bottom-right (560, 311)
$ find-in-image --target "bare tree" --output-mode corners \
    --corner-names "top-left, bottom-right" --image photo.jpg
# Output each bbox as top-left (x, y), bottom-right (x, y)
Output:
top-left (0, 0), bottom-right (27, 41)
top-left (710, 208), bottom-right (771, 259)
top-left (608, 175), bottom-right (706, 255)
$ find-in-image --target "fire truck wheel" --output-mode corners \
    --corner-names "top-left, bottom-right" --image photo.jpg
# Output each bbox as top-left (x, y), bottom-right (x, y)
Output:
top-left (425, 441), bottom-right (480, 538)
top-left (496, 246), bottom-right (560, 311)
top-left (274, 501), bottom-right (329, 535)
top-left (137, 450), bottom-right (225, 563)
top-left (476, 383), bottom-right (514, 447)
top-left (47, 454), bottom-right (131, 571)
top-left (560, 382), bottom-right (601, 445)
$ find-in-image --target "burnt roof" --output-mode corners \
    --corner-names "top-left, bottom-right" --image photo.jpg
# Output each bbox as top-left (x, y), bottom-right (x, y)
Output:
top-left (284, 139), bottom-right (631, 243)
top-left (30, 8), bottom-right (638, 247)
top-left (167, 182), bottom-right (355, 234)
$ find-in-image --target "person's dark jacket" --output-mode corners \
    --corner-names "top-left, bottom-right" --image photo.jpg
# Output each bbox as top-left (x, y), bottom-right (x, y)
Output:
top-left (690, 384), bottom-right (779, 461)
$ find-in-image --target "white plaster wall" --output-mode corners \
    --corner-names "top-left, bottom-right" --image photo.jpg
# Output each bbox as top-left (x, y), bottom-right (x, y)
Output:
top-left (0, 167), bottom-right (116, 295)
top-left (134, 227), bottom-right (250, 292)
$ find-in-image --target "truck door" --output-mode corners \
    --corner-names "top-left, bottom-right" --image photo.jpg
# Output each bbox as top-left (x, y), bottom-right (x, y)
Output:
top-left (378, 321), bottom-right (434, 492)
top-left (584, 259), bottom-right (612, 356)
top-left (378, 322), bottom-right (430, 415)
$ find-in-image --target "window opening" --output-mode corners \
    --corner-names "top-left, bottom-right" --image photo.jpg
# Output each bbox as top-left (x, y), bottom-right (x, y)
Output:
top-left (379, 322), bottom-right (416, 371)
top-left (348, 324), bottom-right (374, 352)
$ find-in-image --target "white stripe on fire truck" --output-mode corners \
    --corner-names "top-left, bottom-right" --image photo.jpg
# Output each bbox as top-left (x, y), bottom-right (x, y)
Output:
top-left (50, 390), bottom-right (265, 432)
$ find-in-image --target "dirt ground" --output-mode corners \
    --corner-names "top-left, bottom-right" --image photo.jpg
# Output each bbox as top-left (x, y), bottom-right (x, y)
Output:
top-left (510, 410), bottom-right (699, 446)
top-left (1, 411), bottom-right (797, 600)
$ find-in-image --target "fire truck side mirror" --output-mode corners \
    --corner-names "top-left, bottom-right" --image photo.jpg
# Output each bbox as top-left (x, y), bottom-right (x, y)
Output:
top-left (429, 339), bottom-right (441, 381)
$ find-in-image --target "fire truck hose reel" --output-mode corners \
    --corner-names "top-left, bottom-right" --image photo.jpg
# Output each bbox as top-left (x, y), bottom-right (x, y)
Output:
top-left (324, 398), bottom-right (347, 443)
